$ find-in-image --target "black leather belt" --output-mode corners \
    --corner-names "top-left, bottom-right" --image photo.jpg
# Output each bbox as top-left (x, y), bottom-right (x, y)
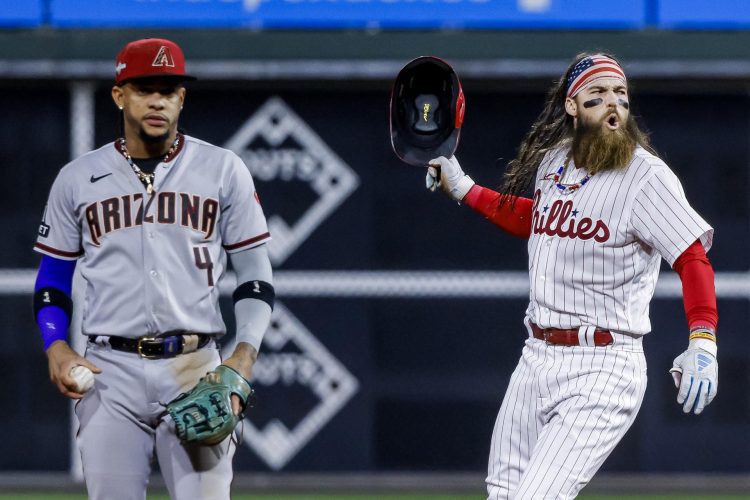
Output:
top-left (91, 334), bottom-right (211, 359)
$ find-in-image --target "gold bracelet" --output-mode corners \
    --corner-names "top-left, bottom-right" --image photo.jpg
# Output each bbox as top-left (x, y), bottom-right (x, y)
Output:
top-left (689, 331), bottom-right (717, 342)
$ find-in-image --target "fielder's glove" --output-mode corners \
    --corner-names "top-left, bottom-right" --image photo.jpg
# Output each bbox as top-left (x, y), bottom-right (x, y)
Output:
top-left (426, 155), bottom-right (475, 203)
top-left (167, 365), bottom-right (254, 445)
top-left (669, 337), bottom-right (717, 415)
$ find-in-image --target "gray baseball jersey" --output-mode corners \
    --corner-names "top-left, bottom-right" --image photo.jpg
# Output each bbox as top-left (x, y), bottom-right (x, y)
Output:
top-left (34, 134), bottom-right (270, 338)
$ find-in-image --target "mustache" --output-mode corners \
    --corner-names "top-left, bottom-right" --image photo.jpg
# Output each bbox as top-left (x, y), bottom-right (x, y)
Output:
top-left (600, 107), bottom-right (624, 122)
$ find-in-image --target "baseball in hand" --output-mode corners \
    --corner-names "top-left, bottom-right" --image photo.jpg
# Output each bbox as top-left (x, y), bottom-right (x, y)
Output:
top-left (70, 365), bottom-right (95, 393)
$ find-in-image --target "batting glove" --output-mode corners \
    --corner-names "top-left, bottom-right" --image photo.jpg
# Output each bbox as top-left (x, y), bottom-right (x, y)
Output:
top-left (426, 156), bottom-right (475, 203)
top-left (669, 337), bottom-right (718, 415)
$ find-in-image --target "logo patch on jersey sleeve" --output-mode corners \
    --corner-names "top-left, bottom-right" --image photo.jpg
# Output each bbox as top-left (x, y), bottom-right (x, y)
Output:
top-left (38, 204), bottom-right (50, 238)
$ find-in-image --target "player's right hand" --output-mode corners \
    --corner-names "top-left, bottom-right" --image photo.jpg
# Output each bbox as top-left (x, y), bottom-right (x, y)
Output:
top-left (426, 155), bottom-right (475, 203)
top-left (46, 341), bottom-right (102, 400)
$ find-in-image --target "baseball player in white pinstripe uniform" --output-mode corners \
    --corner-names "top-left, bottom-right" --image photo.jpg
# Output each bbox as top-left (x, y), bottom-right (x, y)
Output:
top-left (427, 53), bottom-right (719, 499)
top-left (33, 39), bottom-right (273, 499)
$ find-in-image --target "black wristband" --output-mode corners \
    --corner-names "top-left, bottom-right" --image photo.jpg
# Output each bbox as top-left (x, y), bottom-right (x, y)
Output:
top-left (33, 287), bottom-right (73, 320)
top-left (232, 280), bottom-right (275, 310)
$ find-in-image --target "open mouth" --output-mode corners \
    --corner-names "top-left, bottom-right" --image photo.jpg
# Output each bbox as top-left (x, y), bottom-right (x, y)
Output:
top-left (605, 114), bottom-right (620, 130)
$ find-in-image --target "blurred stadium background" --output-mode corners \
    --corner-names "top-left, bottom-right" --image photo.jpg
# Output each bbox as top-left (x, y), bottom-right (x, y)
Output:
top-left (1, 0), bottom-right (749, 498)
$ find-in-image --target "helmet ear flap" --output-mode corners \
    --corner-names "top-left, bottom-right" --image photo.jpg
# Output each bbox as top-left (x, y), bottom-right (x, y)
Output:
top-left (390, 56), bottom-right (465, 167)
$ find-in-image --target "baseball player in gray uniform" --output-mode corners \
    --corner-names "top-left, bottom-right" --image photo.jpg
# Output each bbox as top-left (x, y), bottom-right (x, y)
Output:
top-left (427, 53), bottom-right (719, 498)
top-left (33, 38), bottom-right (273, 499)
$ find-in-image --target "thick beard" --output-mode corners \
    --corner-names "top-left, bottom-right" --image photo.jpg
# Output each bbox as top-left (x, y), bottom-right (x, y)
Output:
top-left (572, 115), bottom-right (637, 175)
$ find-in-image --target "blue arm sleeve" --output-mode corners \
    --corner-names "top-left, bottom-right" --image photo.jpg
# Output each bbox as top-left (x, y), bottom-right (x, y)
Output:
top-left (35, 254), bottom-right (76, 294)
top-left (34, 255), bottom-right (76, 350)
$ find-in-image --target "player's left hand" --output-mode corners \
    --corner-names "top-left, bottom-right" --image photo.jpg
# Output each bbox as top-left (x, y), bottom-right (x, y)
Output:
top-left (222, 342), bottom-right (257, 415)
top-left (669, 339), bottom-right (717, 415)
top-left (167, 364), bottom-right (254, 445)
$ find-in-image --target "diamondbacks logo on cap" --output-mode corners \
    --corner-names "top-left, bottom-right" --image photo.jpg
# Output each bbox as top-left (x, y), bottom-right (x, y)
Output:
top-left (152, 46), bottom-right (175, 68)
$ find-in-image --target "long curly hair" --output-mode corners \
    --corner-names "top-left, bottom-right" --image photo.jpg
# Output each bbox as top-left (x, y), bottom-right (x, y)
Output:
top-left (499, 52), bottom-right (653, 202)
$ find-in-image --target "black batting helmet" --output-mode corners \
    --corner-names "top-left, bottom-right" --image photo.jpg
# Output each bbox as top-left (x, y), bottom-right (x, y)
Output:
top-left (390, 56), bottom-right (465, 167)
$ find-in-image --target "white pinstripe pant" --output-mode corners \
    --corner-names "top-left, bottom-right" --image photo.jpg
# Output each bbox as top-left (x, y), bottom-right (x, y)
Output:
top-left (486, 328), bottom-right (647, 500)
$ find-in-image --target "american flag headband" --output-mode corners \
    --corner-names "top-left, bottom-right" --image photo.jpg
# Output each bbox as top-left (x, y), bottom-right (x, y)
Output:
top-left (565, 55), bottom-right (627, 98)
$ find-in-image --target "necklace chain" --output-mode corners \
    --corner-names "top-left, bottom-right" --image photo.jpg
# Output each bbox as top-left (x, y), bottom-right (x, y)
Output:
top-left (117, 135), bottom-right (180, 194)
top-left (550, 164), bottom-right (592, 194)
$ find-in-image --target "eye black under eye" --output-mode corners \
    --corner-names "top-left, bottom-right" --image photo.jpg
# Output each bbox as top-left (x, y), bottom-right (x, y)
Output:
top-left (583, 98), bottom-right (603, 108)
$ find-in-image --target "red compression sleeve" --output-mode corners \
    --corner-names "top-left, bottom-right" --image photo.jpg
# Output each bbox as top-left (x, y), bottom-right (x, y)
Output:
top-left (463, 185), bottom-right (533, 239)
top-left (673, 240), bottom-right (718, 332)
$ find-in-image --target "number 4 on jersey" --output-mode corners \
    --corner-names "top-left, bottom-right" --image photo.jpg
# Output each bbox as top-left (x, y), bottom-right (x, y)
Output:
top-left (193, 246), bottom-right (214, 287)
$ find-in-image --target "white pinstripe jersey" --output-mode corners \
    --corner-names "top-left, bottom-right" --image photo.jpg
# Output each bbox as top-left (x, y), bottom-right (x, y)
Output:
top-left (34, 134), bottom-right (271, 339)
top-left (526, 145), bottom-right (712, 335)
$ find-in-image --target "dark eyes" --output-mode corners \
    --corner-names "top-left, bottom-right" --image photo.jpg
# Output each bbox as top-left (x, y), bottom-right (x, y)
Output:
top-left (136, 89), bottom-right (177, 97)
top-left (591, 88), bottom-right (627, 95)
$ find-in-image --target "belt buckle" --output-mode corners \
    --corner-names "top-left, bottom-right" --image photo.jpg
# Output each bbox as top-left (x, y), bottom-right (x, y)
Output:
top-left (543, 329), bottom-right (553, 345)
top-left (137, 336), bottom-right (161, 359)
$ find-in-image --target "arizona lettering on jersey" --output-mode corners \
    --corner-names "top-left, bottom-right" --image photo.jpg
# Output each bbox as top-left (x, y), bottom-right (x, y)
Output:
top-left (34, 135), bottom-right (271, 338)
top-left (84, 192), bottom-right (219, 245)
top-left (526, 145), bottom-right (712, 335)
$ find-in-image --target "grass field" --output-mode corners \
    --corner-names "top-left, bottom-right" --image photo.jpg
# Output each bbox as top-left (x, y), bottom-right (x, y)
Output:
top-left (0, 494), bottom-right (748, 499)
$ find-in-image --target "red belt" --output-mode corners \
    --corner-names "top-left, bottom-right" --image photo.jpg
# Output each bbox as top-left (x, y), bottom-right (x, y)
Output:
top-left (530, 322), bottom-right (613, 347)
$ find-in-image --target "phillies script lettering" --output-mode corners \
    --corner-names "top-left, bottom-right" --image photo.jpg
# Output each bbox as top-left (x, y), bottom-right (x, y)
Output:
top-left (532, 189), bottom-right (610, 242)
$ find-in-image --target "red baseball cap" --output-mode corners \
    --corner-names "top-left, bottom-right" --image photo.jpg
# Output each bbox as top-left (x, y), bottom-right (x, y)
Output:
top-left (115, 38), bottom-right (196, 85)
